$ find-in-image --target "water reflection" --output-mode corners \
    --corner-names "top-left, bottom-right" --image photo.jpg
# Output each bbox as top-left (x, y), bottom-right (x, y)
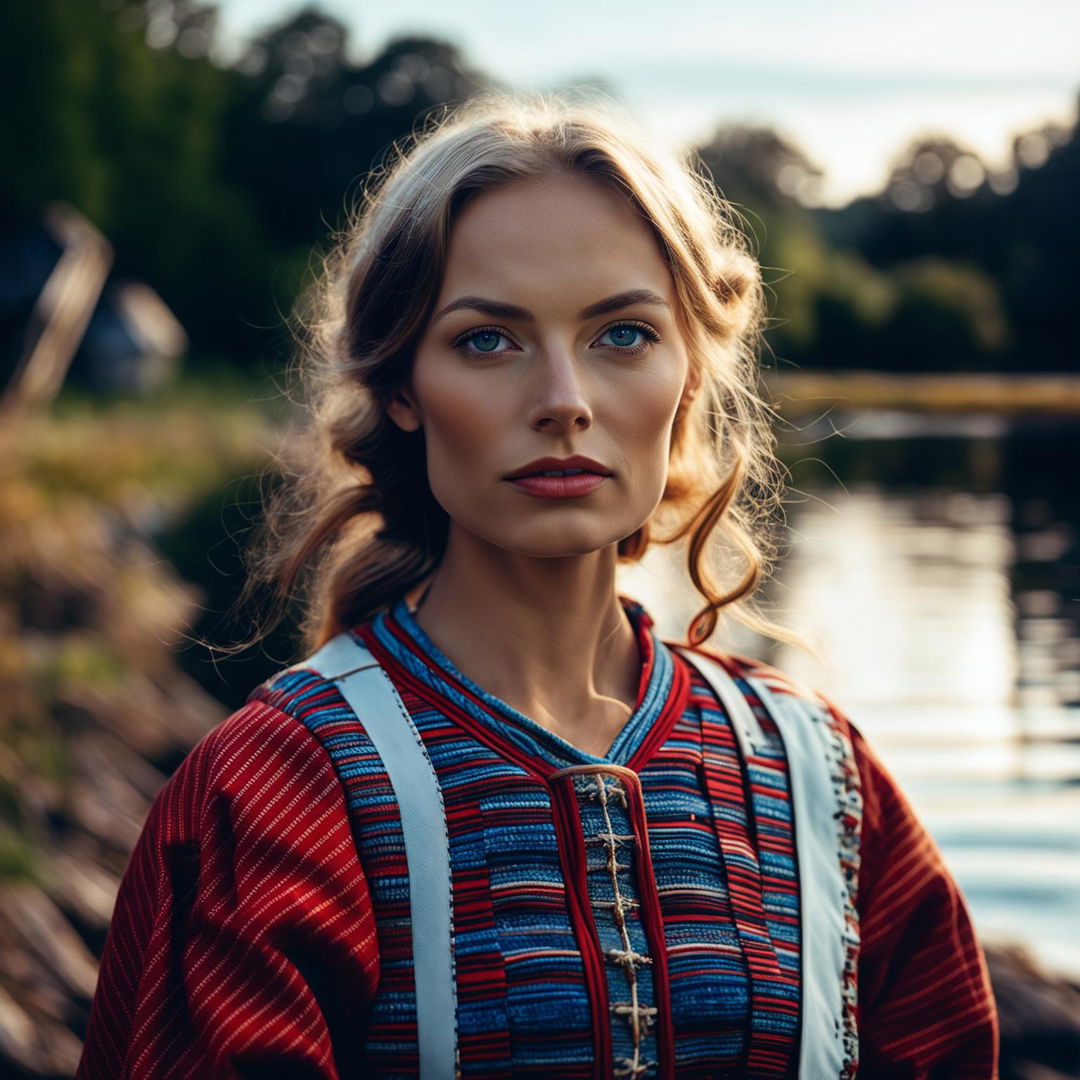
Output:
top-left (621, 419), bottom-right (1080, 977)
top-left (773, 487), bottom-right (1016, 716)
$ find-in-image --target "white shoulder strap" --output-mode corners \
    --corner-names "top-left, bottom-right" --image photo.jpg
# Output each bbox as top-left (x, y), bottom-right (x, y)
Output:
top-left (675, 646), bottom-right (767, 761)
top-left (674, 647), bottom-right (848, 1079)
top-left (299, 633), bottom-right (457, 1080)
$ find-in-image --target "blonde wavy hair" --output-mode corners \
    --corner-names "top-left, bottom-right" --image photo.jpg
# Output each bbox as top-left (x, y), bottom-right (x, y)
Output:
top-left (247, 91), bottom-right (792, 652)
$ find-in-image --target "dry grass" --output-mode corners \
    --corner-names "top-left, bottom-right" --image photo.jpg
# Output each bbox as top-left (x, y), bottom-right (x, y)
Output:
top-left (767, 370), bottom-right (1080, 416)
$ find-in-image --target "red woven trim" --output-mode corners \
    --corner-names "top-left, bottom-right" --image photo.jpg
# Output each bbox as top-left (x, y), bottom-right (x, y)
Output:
top-left (549, 775), bottom-right (614, 1079)
top-left (626, 651), bottom-right (691, 773)
top-left (621, 769), bottom-right (676, 1080)
top-left (699, 710), bottom-right (786, 1077)
top-left (358, 620), bottom-right (556, 780)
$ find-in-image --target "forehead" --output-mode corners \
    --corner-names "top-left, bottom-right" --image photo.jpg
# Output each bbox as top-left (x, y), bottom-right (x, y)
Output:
top-left (438, 173), bottom-right (675, 306)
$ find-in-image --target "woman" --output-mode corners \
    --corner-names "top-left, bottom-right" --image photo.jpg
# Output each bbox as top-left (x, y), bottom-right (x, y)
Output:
top-left (76, 94), bottom-right (998, 1079)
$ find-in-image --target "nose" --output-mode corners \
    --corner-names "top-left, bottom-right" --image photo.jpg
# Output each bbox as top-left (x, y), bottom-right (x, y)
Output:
top-left (527, 347), bottom-right (593, 433)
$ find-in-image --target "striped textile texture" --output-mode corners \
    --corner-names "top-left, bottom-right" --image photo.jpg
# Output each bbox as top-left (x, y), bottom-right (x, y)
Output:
top-left (75, 598), bottom-right (998, 1080)
top-left (346, 598), bottom-right (801, 1078)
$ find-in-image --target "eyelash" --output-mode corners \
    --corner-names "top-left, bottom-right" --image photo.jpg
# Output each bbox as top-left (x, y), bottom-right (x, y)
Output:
top-left (452, 320), bottom-right (662, 359)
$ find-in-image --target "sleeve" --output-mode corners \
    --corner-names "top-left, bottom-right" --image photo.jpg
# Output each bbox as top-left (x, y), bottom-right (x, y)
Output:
top-left (75, 701), bottom-right (380, 1080)
top-left (847, 721), bottom-right (999, 1079)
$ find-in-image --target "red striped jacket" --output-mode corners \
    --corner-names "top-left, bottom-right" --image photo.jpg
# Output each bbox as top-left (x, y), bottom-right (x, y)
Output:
top-left (75, 637), bottom-right (998, 1078)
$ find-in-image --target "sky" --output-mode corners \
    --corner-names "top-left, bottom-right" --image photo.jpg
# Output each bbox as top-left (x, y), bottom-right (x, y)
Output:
top-left (215, 0), bottom-right (1080, 205)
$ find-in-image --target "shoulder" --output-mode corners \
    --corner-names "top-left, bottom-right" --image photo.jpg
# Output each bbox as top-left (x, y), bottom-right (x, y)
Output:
top-left (677, 642), bottom-right (848, 722)
top-left (148, 670), bottom-right (349, 846)
top-left (678, 650), bottom-right (945, 876)
top-left (675, 642), bottom-right (877, 801)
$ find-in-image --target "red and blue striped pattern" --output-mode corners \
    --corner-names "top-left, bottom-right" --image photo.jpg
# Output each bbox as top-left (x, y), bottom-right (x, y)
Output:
top-left (256, 598), bottom-right (802, 1078)
top-left (76, 596), bottom-right (999, 1079)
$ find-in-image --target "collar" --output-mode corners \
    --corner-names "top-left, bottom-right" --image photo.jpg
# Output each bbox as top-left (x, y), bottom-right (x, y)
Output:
top-left (361, 595), bottom-right (683, 770)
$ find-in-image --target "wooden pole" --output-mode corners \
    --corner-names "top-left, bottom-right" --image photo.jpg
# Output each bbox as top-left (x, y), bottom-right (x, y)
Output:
top-left (1, 204), bottom-right (113, 419)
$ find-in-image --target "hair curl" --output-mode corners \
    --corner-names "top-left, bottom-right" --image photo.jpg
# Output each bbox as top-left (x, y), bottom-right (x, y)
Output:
top-left (243, 91), bottom-right (794, 653)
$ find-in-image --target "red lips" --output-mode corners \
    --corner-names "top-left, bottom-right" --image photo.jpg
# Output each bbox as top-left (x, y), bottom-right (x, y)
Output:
top-left (504, 456), bottom-right (613, 499)
top-left (503, 455), bottom-right (613, 480)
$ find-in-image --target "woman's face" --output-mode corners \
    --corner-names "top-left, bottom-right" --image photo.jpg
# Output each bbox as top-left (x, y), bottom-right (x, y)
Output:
top-left (390, 172), bottom-right (693, 559)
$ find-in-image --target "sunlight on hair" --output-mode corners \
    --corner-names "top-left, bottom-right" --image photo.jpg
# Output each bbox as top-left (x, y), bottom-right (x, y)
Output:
top-left (233, 89), bottom-right (805, 655)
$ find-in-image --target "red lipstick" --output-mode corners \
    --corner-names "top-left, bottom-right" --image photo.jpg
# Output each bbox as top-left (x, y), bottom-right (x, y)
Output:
top-left (504, 455), bottom-right (612, 499)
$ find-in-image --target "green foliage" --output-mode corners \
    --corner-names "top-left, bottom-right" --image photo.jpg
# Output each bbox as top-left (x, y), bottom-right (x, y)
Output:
top-left (0, 0), bottom-right (111, 221)
top-left (804, 251), bottom-right (895, 368)
top-left (0, 829), bottom-right (41, 884)
top-left (0, 1), bottom-right (487, 372)
top-left (693, 120), bottom-right (1019, 373)
top-left (38, 637), bottom-right (127, 693)
top-left (819, 106), bottom-right (1080, 370)
top-left (784, 254), bottom-right (1009, 372)
top-left (881, 258), bottom-right (1009, 370)
top-left (758, 213), bottom-right (833, 353)
top-left (3, 0), bottom-right (1073, 376)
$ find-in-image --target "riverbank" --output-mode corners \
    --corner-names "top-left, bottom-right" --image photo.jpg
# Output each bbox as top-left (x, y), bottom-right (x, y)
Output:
top-left (767, 370), bottom-right (1080, 415)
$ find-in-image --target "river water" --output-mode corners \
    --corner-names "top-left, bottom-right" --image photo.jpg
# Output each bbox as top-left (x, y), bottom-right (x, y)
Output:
top-left (622, 413), bottom-right (1080, 979)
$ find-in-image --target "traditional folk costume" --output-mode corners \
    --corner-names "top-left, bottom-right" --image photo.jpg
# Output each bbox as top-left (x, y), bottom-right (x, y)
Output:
top-left (76, 598), bottom-right (998, 1079)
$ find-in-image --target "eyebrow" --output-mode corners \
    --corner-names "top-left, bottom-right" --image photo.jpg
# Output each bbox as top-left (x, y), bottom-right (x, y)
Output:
top-left (431, 288), bottom-right (671, 324)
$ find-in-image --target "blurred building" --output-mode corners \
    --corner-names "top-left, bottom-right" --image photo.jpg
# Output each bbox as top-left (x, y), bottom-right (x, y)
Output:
top-left (0, 205), bottom-right (186, 408)
top-left (74, 280), bottom-right (187, 394)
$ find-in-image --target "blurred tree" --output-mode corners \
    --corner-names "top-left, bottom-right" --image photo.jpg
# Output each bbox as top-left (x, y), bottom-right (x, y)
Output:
top-left (990, 117), bottom-right (1078, 371)
top-left (0, 0), bottom-right (274, 367)
top-left (0, 0), bottom-right (117, 227)
top-left (778, 252), bottom-right (1008, 373)
top-left (696, 124), bottom-right (825, 212)
top-left (877, 258), bottom-right (1009, 372)
top-left (695, 125), bottom-right (831, 369)
top-left (2, 0), bottom-right (1071, 378)
top-left (808, 252), bottom-right (896, 370)
top-left (885, 136), bottom-right (988, 212)
top-left (221, 10), bottom-right (488, 249)
top-left (0, 1), bottom-right (490, 375)
top-left (819, 102), bottom-right (1078, 371)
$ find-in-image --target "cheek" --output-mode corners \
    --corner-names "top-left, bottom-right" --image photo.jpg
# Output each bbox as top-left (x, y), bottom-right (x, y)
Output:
top-left (414, 370), bottom-right (500, 485)
top-left (613, 366), bottom-right (687, 460)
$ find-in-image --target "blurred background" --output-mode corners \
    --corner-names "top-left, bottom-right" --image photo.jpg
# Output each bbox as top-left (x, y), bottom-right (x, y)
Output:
top-left (2, 0), bottom-right (1078, 1075)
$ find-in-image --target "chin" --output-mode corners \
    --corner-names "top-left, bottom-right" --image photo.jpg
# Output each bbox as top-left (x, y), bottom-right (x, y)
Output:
top-left (494, 518), bottom-right (644, 560)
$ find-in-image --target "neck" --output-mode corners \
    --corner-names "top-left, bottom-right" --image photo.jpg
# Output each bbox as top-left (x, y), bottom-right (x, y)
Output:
top-left (412, 527), bottom-right (641, 755)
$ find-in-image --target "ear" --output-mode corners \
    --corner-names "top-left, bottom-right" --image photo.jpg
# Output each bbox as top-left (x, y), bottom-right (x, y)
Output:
top-left (384, 385), bottom-right (423, 433)
top-left (679, 363), bottom-right (701, 410)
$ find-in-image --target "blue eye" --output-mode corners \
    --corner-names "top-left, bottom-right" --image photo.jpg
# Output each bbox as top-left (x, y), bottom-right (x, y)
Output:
top-left (468, 330), bottom-right (503, 353)
top-left (455, 327), bottom-right (513, 357)
top-left (605, 325), bottom-right (641, 347)
top-left (596, 322), bottom-right (659, 351)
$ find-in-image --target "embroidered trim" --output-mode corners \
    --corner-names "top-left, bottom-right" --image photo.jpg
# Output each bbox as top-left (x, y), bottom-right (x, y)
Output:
top-left (592, 773), bottom-right (652, 1069)
top-left (819, 700), bottom-right (863, 1079)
